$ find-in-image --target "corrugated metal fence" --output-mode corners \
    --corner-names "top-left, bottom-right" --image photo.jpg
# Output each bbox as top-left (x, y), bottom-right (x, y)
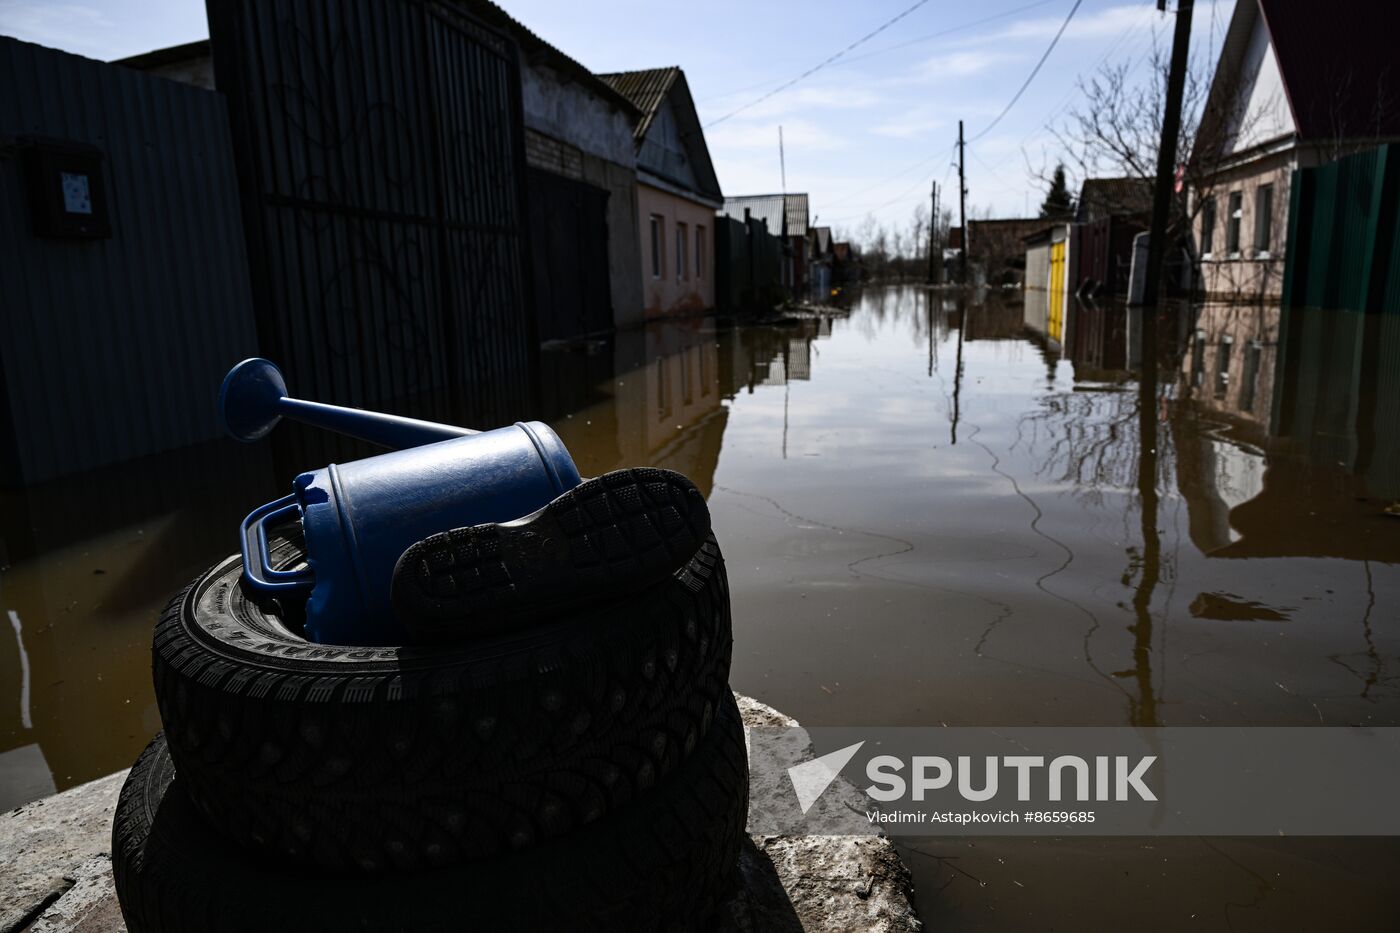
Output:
top-left (1282, 143), bottom-right (1400, 312)
top-left (207, 0), bottom-right (537, 468)
top-left (0, 37), bottom-right (259, 485)
top-left (715, 215), bottom-right (782, 311)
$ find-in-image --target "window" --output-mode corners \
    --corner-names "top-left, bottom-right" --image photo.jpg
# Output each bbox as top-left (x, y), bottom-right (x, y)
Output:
top-left (649, 215), bottom-right (663, 278)
top-left (696, 225), bottom-right (706, 278)
top-left (676, 223), bottom-right (688, 281)
top-left (1215, 334), bottom-right (1233, 401)
top-left (1200, 197), bottom-right (1216, 257)
top-left (656, 357), bottom-right (671, 418)
top-left (1226, 191), bottom-right (1242, 256)
top-left (1240, 340), bottom-right (1262, 413)
top-left (1254, 184), bottom-right (1274, 255)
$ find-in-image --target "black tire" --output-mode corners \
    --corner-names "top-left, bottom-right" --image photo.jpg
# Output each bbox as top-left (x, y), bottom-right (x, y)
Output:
top-left (153, 535), bottom-right (732, 874)
top-left (113, 693), bottom-right (748, 933)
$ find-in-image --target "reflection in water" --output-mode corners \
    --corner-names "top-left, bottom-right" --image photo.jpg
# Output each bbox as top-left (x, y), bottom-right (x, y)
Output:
top-left (2, 286), bottom-right (1399, 926)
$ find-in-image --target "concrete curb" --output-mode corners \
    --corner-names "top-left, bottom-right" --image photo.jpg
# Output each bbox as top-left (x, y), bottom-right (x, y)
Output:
top-left (0, 694), bottom-right (921, 932)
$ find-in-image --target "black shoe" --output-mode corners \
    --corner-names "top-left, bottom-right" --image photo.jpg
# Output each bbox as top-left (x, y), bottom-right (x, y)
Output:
top-left (392, 468), bottom-right (711, 641)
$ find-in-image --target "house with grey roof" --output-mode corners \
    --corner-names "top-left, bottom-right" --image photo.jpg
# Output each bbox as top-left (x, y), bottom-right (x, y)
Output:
top-left (1074, 177), bottom-right (1151, 298)
top-left (718, 193), bottom-right (811, 295)
top-left (600, 66), bottom-right (723, 317)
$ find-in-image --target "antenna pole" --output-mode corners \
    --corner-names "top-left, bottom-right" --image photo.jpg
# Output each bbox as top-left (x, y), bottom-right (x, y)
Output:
top-left (779, 125), bottom-right (787, 193)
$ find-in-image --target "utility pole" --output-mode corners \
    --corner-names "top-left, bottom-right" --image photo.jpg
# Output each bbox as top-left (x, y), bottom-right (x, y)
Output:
top-left (958, 120), bottom-right (968, 286)
top-left (1139, 0), bottom-right (1193, 445)
top-left (1142, 1), bottom-right (1193, 338)
top-left (927, 180), bottom-right (937, 284)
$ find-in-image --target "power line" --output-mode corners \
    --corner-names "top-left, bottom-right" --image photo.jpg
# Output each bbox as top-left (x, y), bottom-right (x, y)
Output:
top-left (698, 0), bottom-right (1060, 104)
top-left (860, 0), bottom-right (1084, 222)
top-left (822, 142), bottom-right (958, 224)
top-left (820, 146), bottom-right (948, 209)
top-left (703, 0), bottom-right (935, 129)
top-left (966, 0), bottom-right (1083, 143)
top-left (815, 0), bottom-right (1060, 71)
top-left (975, 10), bottom-right (1155, 179)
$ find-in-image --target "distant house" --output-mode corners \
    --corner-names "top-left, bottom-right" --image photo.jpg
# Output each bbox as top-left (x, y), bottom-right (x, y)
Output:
top-left (1074, 177), bottom-right (1152, 297)
top-left (718, 194), bottom-right (810, 296)
top-left (951, 218), bottom-right (1056, 286)
top-left (110, 40), bottom-right (213, 88)
top-left (808, 225), bottom-right (834, 294)
top-left (1192, 0), bottom-right (1400, 303)
top-left (599, 67), bottom-right (724, 317)
top-left (1075, 177), bottom-right (1152, 225)
top-left (832, 241), bottom-right (862, 283)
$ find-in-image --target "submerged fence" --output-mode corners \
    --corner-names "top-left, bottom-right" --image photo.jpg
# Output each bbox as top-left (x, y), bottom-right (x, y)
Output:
top-left (1282, 143), bottom-right (1400, 313)
top-left (715, 215), bottom-right (783, 311)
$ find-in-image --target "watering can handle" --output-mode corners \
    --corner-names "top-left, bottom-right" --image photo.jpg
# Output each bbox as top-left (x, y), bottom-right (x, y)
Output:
top-left (220, 358), bottom-right (478, 448)
top-left (240, 494), bottom-right (316, 594)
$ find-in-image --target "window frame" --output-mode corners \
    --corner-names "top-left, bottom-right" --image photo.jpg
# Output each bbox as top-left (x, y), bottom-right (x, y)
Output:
top-left (1200, 196), bottom-right (1216, 258)
top-left (649, 214), bottom-right (664, 279)
top-left (1225, 190), bottom-right (1242, 257)
top-left (1253, 183), bottom-right (1274, 257)
top-left (676, 222), bottom-right (688, 282)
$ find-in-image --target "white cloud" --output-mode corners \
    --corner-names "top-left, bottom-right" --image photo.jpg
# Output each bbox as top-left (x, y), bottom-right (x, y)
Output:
top-left (914, 50), bottom-right (1017, 79)
top-left (703, 83), bottom-right (881, 124)
top-left (871, 107), bottom-right (946, 139)
top-left (989, 4), bottom-right (1156, 44)
top-left (708, 117), bottom-right (847, 154)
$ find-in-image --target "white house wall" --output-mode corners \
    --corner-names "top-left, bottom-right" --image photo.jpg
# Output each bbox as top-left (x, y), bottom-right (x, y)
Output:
top-left (638, 96), bottom-right (700, 192)
top-left (1223, 12), bottom-right (1295, 156)
top-left (520, 61), bottom-right (636, 168)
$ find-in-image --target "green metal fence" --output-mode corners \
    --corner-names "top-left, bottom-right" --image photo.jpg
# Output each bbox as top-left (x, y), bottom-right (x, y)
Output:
top-left (1282, 143), bottom-right (1400, 312)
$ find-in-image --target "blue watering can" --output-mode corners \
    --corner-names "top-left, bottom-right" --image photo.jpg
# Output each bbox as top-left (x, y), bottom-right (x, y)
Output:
top-left (220, 359), bottom-right (582, 646)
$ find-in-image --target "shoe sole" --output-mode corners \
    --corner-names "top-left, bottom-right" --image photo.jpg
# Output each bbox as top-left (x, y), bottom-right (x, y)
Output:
top-left (393, 468), bottom-right (711, 639)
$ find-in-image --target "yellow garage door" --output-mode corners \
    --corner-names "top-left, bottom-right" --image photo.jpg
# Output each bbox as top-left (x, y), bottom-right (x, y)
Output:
top-left (1048, 240), bottom-right (1066, 344)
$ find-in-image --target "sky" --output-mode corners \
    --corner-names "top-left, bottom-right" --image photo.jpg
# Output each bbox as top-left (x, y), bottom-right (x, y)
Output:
top-left (0, 0), bottom-right (1233, 239)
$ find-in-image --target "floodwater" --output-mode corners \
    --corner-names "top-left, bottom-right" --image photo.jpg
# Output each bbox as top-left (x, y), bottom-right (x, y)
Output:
top-left (3, 285), bottom-right (1398, 928)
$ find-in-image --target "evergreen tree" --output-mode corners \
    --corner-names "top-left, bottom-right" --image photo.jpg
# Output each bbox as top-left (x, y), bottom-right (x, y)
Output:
top-left (1041, 164), bottom-right (1073, 217)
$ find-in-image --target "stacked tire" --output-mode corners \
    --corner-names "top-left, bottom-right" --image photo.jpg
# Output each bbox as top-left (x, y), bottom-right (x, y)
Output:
top-left (113, 531), bottom-right (745, 932)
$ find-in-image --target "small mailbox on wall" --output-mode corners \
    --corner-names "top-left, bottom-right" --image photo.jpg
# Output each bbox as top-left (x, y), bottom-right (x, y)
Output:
top-left (23, 138), bottom-right (111, 239)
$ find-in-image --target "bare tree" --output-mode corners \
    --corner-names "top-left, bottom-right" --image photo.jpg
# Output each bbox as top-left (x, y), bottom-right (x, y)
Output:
top-left (909, 202), bottom-right (930, 265)
top-left (1049, 37), bottom-right (1214, 237)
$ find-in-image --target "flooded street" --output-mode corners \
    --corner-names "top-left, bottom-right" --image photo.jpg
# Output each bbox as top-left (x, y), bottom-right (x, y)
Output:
top-left (3, 285), bottom-right (1399, 928)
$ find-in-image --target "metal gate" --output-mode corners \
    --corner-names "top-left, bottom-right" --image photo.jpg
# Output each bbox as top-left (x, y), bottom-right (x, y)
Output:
top-left (527, 168), bottom-right (613, 341)
top-left (208, 0), bottom-right (536, 449)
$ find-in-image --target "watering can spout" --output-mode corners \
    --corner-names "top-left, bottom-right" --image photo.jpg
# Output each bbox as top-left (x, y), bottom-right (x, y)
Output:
top-left (219, 358), bottom-right (478, 449)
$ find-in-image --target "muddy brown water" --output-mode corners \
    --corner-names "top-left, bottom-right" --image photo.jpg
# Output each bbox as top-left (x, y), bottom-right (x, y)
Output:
top-left (2, 285), bottom-right (1397, 928)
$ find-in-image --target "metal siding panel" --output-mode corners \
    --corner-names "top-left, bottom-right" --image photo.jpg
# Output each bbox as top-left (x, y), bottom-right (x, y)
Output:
top-left (0, 37), bottom-right (259, 484)
top-left (1287, 144), bottom-right (1400, 312)
top-left (208, 0), bottom-right (533, 443)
